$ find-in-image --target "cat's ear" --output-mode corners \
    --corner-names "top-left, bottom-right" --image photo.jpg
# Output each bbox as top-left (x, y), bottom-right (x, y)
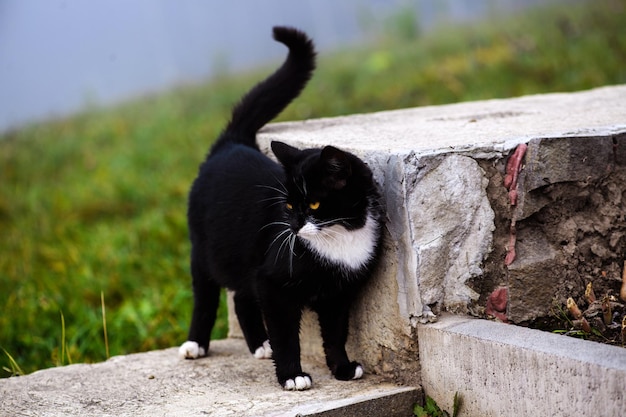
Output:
top-left (271, 141), bottom-right (300, 167)
top-left (320, 146), bottom-right (351, 190)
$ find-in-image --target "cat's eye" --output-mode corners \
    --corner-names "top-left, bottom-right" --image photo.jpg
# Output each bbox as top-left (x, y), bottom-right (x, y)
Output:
top-left (286, 203), bottom-right (293, 210)
top-left (309, 201), bottom-right (320, 210)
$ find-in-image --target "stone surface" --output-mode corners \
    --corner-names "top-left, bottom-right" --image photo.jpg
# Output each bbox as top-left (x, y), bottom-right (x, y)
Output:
top-left (504, 141), bottom-right (626, 323)
top-left (407, 154), bottom-right (494, 315)
top-left (523, 136), bottom-right (616, 192)
top-left (0, 339), bottom-right (420, 417)
top-left (517, 135), bottom-right (619, 220)
top-left (255, 85), bottom-right (626, 377)
top-left (260, 85), bottom-right (626, 158)
top-left (419, 315), bottom-right (626, 417)
top-left (507, 227), bottom-right (561, 322)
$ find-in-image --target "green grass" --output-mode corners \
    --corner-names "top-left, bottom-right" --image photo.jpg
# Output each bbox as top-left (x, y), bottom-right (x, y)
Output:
top-left (2, 0), bottom-right (626, 377)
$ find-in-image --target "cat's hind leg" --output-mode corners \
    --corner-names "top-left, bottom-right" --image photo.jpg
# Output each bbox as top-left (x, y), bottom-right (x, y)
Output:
top-left (179, 249), bottom-right (221, 359)
top-left (233, 291), bottom-right (272, 359)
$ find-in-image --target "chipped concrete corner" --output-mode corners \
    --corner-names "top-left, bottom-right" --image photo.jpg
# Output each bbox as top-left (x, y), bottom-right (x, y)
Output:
top-left (376, 151), bottom-right (496, 323)
top-left (407, 153), bottom-right (495, 317)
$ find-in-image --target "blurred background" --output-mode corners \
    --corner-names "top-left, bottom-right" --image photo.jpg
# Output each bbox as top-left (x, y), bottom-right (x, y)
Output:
top-left (2, 0), bottom-right (561, 132)
top-left (1, 0), bottom-right (625, 377)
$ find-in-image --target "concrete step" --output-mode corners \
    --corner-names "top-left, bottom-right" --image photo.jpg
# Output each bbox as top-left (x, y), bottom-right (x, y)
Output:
top-left (0, 338), bottom-right (420, 417)
top-left (419, 315), bottom-right (626, 417)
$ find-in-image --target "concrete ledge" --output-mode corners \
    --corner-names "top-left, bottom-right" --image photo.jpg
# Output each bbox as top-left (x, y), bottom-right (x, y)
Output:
top-left (418, 315), bottom-right (626, 417)
top-left (0, 338), bottom-right (420, 417)
top-left (254, 85), bottom-right (626, 384)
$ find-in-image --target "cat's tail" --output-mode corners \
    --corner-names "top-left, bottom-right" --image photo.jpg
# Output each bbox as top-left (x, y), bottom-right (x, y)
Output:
top-left (220, 26), bottom-right (316, 147)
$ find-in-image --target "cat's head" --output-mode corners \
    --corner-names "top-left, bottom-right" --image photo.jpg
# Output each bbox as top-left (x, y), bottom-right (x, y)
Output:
top-left (270, 141), bottom-right (375, 234)
top-left (270, 141), bottom-right (382, 271)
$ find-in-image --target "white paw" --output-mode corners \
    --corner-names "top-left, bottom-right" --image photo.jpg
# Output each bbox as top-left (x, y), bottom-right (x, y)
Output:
top-left (283, 375), bottom-right (312, 391)
top-left (352, 365), bottom-right (364, 380)
top-left (253, 340), bottom-right (273, 359)
top-left (178, 341), bottom-right (206, 359)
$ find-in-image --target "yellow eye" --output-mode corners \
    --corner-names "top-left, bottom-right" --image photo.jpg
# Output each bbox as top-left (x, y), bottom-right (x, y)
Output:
top-left (309, 201), bottom-right (320, 210)
top-left (286, 203), bottom-right (293, 210)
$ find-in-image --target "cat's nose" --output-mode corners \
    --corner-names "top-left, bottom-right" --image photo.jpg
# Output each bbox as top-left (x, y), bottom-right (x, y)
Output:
top-left (289, 215), bottom-right (305, 232)
top-left (290, 222), bottom-right (303, 233)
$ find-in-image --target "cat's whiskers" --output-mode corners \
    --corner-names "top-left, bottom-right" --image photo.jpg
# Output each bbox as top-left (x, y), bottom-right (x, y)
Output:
top-left (255, 184), bottom-right (288, 196)
top-left (275, 232), bottom-right (292, 264)
top-left (272, 229), bottom-right (292, 247)
top-left (269, 173), bottom-right (289, 194)
top-left (266, 228), bottom-right (292, 262)
top-left (314, 216), bottom-right (357, 228)
top-left (260, 221), bottom-right (291, 232)
top-left (258, 196), bottom-right (288, 208)
top-left (288, 234), bottom-right (297, 275)
top-left (279, 233), bottom-right (299, 277)
top-left (312, 231), bottom-right (334, 248)
top-left (320, 231), bottom-right (341, 247)
top-left (262, 218), bottom-right (300, 276)
top-left (259, 196), bottom-right (287, 203)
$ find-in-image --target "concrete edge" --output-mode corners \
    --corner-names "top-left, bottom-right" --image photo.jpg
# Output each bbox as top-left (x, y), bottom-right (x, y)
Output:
top-left (424, 314), bottom-right (626, 369)
top-left (283, 386), bottom-right (421, 417)
top-left (418, 314), bottom-right (626, 416)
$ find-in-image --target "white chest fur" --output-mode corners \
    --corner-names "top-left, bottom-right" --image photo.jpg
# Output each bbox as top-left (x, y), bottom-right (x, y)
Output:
top-left (297, 213), bottom-right (379, 271)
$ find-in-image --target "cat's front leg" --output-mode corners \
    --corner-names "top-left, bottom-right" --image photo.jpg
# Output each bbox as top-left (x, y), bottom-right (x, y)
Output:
top-left (315, 299), bottom-right (364, 381)
top-left (260, 291), bottom-right (312, 390)
top-left (269, 323), bottom-right (312, 390)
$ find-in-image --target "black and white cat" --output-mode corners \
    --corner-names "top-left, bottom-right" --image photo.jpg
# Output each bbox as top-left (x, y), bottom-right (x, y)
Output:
top-left (178, 26), bottom-right (384, 391)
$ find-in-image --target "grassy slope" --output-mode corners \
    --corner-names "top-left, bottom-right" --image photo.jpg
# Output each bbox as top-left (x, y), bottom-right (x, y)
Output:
top-left (1, 0), bottom-right (625, 376)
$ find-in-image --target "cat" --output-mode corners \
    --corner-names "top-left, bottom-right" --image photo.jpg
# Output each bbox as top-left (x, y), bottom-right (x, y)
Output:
top-left (178, 26), bottom-right (384, 391)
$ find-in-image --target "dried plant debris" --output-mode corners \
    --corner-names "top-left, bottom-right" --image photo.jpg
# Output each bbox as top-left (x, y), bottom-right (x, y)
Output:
top-left (556, 281), bottom-right (626, 346)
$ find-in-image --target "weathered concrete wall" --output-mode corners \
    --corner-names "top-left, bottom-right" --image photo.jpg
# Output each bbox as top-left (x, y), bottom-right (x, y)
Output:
top-left (253, 85), bottom-right (626, 383)
top-left (501, 136), bottom-right (625, 323)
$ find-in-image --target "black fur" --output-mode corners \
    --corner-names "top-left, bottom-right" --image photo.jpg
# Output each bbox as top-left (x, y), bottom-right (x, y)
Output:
top-left (182, 26), bottom-right (384, 390)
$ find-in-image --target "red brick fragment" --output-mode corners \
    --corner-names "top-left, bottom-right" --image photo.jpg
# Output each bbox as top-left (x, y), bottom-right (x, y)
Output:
top-left (504, 222), bottom-right (517, 266)
top-left (486, 287), bottom-right (508, 322)
top-left (503, 143), bottom-right (527, 266)
top-left (503, 143), bottom-right (527, 206)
